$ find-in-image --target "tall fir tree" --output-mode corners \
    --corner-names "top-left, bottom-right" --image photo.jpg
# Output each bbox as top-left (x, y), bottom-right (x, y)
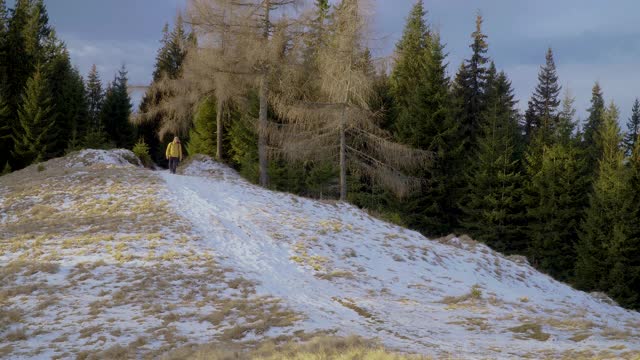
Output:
top-left (527, 48), bottom-right (561, 146)
top-left (44, 45), bottom-right (88, 155)
top-left (0, 0), bottom-right (9, 169)
top-left (0, 0), bottom-right (8, 86)
top-left (4, 0), bottom-right (32, 167)
top-left (623, 98), bottom-right (640, 156)
top-left (83, 64), bottom-right (110, 147)
top-left (389, 0), bottom-right (430, 144)
top-left (460, 70), bottom-right (526, 253)
top-left (556, 89), bottom-right (578, 144)
top-left (0, 93), bottom-right (9, 170)
top-left (13, 65), bottom-right (56, 165)
top-left (452, 13), bottom-right (490, 152)
top-left (399, 33), bottom-right (461, 235)
top-left (607, 139), bottom-right (640, 309)
top-left (86, 64), bottom-right (103, 130)
top-left (575, 102), bottom-right (626, 291)
top-left (583, 82), bottom-right (605, 167)
top-left (101, 65), bottom-right (134, 149)
top-left (526, 142), bottom-right (588, 281)
top-left (187, 96), bottom-right (217, 158)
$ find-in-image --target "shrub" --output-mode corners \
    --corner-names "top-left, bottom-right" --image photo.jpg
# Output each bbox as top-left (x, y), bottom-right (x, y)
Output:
top-left (37, 164), bottom-right (45, 172)
top-left (133, 138), bottom-right (153, 168)
top-left (1, 162), bottom-right (11, 175)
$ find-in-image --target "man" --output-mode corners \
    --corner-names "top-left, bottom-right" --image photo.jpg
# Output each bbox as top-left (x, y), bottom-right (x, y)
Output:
top-left (166, 137), bottom-right (183, 174)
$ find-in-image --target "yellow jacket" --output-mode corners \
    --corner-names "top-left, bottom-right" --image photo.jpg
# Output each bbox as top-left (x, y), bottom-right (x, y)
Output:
top-left (166, 142), bottom-right (183, 159)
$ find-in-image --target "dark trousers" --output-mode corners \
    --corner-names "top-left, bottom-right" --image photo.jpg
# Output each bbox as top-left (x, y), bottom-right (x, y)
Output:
top-left (169, 157), bottom-right (179, 174)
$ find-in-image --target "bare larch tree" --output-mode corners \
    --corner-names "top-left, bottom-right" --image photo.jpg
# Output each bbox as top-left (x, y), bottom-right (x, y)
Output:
top-left (273, 0), bottom-right (431, 200)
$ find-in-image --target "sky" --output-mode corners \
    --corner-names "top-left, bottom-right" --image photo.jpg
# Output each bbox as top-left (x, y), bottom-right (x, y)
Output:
top-left (21, 0), bottom-right (640, 123)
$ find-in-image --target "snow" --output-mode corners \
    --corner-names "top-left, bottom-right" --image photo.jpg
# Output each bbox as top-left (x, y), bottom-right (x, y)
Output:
top-left (65, 149), bottom-right (142, 168)
top-left (162, 158), bottom-right (640, 358)
top-left (1, 151), bottom-right (639, 359)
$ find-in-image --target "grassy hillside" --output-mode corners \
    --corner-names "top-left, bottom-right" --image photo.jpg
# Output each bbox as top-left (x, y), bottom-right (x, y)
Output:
top-left (1, 150), bottom-right (639, 360)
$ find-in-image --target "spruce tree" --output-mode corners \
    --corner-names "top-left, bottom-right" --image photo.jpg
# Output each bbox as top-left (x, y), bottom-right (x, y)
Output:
top-left (527, 48), bottom-right (561, 146)
top-left (575, 102), bottom-right (626, 291)
top-left (526, 142), bottom-right (588, 281)
top-left (86, 64), bottom-right (103, 130)
top-left (623, 98), bottom-right (640, 156)
top-left (460, 70), bottom-right (525, 253)
top-left (101, 65), bottom-right (134, 149)
top-left (4, 0), bottom-right (32, 167)
top-left (583, 82), bottom-right (605, 166)
top-left (607, 140), bottom-right (640, 309)
top-left (13, 66), bottom-right (56, 165)
top-left (0, 93), bottom-right (9, 169)
top-left (0, 0), bottom-right (8, 85)
top-left (63, 69), bottom-right (89, 151)
top-left (84, 64), bottom-right (108, 147)
top-left (557, 89), bottom-right (578, 144)
top-left (44, 46), bottom-right (86, 155)
top-left (389, 0), bottom-right (430, 144)
top-left (452, 13), bottom-right (489, 152)
top-left (187, 96), bottom-right (217, 158)
top-left (399, 33), bottom-right (461, 235)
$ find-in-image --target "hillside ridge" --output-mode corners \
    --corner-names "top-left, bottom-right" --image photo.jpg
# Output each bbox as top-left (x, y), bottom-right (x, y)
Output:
top-left (1, 150), bottom-right (639, 359)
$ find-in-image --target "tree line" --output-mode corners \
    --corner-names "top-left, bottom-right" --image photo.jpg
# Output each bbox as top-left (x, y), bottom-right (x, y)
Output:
top-left (0, 0), bottom-right (135, 172)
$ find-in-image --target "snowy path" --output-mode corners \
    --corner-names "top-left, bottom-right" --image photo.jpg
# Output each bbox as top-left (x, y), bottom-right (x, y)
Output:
top-left (161, 159), bottom-right (640, 359)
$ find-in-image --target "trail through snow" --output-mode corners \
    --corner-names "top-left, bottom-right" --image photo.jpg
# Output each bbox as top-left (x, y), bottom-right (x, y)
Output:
top-left (161, 159), bottom-right (640, 359)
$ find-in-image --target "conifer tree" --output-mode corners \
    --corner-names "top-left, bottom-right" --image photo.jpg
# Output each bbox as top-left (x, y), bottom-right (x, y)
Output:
top-left (390, 0), bottom-right (430, 144)
top-left (0, 93), bottom-right (9, 170)
top-left (526, 142), bottom-right (588, 280)
top-left (13, 66), bottom-right (56, 165)
top-left (84, 64), bottom-right (109, 147)
top-left (400, 33), bottom-right (462, 235)
top-left (101, 66), bottom-right (134, 149)
top-left (575, 102), bottom-right (626, 291)
top-left (44, 45), bottom-right (90, 155)
top-left (3, 0), bottom-right (32, 166)
top-left (556, 89), bottom-right (578, 144)
top-left (86, 64), bottom-right (103, 130)
top-left (63, 69), bottom-right (89, 151)
top-left (452, 13), bottom-right (489, 151)
top-left (460, 70), bottom-right (525, 253)
top-left (527, 48), bottom-right (561, 146)
top-left (0, 0), bottom-right (8, 85)
top-left (607, 140), bottom-right (640, 309)
top-left (187, 96), bottom-right (217, 157)
top-left (583, 82), bottom-right (605, 166)
top-left (623, 98), bottom-right (640, 156)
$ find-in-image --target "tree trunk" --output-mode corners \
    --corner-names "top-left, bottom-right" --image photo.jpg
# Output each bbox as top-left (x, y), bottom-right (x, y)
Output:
top-left (339, 115), bottom-right (347, 201)
top-left (258, 0), bottom-right (270, 187)
top-left (259, 76), bottom-right (269, 187)
top-left (216, 99), bottom-right (223, 161)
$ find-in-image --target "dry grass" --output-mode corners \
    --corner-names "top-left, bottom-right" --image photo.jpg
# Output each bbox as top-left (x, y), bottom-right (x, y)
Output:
top-left (317, 270), bottom-right (355, 281)
top-left (4, 327), bottom-right (27, 341)
top-left (332, 297), bottom-right (380, 323)
top-left (441, 284), bottom-right (483, 305)
top-left (162, 335), bottom-right (431, 360)
top-left (507, 323), bottom-right (550, 341)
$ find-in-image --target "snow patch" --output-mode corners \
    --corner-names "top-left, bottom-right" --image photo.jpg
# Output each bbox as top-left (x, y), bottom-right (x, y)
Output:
top-left (161, 160), bottom-right (640, 358)
top-left (66, 149), bottom-right (142, 168)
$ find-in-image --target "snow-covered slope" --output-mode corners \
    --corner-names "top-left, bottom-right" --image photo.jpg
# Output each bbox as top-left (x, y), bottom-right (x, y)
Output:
top-left (1, 151), bottom-right (639, 359)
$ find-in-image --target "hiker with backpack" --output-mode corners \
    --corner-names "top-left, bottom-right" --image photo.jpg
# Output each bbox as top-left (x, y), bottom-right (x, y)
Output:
top-left (166, 137), bottom-right (183, 174)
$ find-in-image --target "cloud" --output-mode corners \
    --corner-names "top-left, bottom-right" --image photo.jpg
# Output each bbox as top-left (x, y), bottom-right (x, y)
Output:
top-left (64, 34), bottom-right (157, 86)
